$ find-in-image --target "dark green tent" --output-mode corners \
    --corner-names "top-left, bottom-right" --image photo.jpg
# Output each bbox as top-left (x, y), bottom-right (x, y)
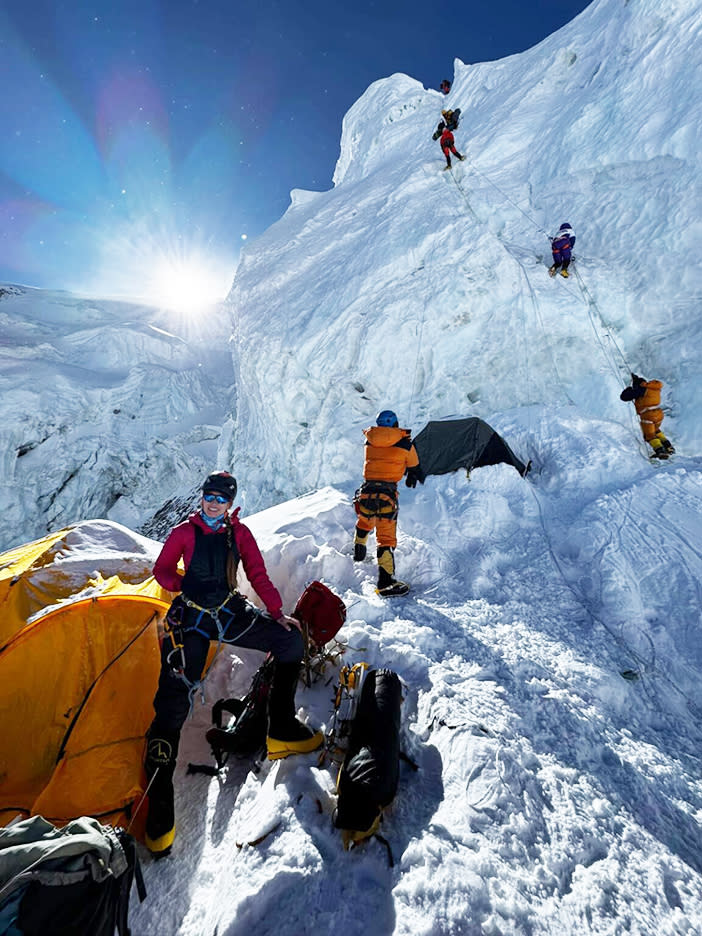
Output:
top-left (412, 418), bottom-right (529, 481)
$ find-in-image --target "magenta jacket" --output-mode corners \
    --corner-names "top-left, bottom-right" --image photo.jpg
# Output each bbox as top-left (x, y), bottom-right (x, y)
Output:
top-left (153, 508), bottom-right (283, 619)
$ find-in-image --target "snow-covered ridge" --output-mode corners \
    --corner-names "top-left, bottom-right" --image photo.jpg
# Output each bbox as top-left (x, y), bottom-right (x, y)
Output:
top-left (333, 72), bottom-right (430, 186)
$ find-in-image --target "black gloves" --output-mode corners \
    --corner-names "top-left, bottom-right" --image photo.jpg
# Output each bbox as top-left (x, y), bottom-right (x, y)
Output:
top-left (405, 466), bottom-right (425, 488)
top-left (621, 379), bottom-right (645, 401)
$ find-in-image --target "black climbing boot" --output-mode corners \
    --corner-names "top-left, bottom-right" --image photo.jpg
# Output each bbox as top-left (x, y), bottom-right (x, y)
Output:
top-left (266, 662), bottom-right (322, 760)
top-left (144, 732), bottom-right (178, 857)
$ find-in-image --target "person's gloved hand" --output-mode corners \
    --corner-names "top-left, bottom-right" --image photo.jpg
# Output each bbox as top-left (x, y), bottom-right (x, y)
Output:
top-left (405, 466), bottom-right (424, 488)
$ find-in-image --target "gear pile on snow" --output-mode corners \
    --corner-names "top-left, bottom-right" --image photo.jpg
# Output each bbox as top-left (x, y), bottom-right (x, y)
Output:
top-left (293, 580), bottom-right (347, 683)
top-left (204, 656), bottom-right (276, 767)
top-left (328, 665), bottom-right (403, 849)
top-left (203, 582), bottom-right (346, 768)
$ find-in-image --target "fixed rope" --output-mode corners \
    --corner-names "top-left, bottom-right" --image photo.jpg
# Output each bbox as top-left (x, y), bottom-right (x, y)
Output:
top-left (434, 162), bottom-right (698, 740)
top-left (407, 235), bottom-right (439, 429)
top-left (465, 158), bottom-right (551, 241)
top-left (447, 168), bottom-right (575, 410)
top-left (524, 476), bottom-right (702, 745)
top-left (451, 161), bottom-right (641, 423)
top-left (464, 156), bottom-right (632, 390)
top-left (512, 250), bottom-right (576, 408)
top-left (572, 263), bottom-right (631, 380)
top-left (569, 263), bottom-right (649, 454)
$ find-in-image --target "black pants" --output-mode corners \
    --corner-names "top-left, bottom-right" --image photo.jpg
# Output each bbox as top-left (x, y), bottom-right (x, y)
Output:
top-left (149, 593), bottom-right (303, 740)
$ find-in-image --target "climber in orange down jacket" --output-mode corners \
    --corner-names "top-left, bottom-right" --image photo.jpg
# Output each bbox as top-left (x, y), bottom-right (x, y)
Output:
top-left (620, 373), bottom-right (675, 459)
top-left (353, 410), bottom-right (420, 596)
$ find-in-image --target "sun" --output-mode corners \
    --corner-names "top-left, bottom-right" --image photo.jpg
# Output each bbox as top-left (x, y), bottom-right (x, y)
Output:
top-left (78, 217), bottom-right (238, 314)
top-left (145, 253), bottom-right (232, 313)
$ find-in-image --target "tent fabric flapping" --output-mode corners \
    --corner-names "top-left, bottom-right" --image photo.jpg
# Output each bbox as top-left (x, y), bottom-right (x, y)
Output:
top-left (413, 418), bottom-right (528, 479)
top-left (0, 521), bottom-right (173, 838)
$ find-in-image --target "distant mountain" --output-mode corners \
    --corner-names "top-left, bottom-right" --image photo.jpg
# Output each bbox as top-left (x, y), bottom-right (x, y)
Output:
top-left (0, 285), bottom-right (234, 549)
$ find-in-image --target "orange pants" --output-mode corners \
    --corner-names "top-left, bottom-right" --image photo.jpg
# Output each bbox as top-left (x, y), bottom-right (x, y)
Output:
top-left (639, 409), bottom-right (663, 442)
top-left (355, 515), bottom-right (397, 549)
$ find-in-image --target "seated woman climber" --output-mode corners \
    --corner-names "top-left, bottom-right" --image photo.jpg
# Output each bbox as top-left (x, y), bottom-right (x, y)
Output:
top-left (143, 470), bottom-right (322, 857)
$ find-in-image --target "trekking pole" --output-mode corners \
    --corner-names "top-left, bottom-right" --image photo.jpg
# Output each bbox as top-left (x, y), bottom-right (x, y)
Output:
top-left (126, 767), bottom-right (161, 834)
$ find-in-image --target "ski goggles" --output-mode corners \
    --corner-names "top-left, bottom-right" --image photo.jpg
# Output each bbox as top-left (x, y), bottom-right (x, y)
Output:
top-left (203, 493), bottom-right (230, 504)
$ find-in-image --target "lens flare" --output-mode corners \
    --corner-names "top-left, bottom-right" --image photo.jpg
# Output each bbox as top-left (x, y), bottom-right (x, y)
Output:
top-left (0, 8), bottom-right (246, 295)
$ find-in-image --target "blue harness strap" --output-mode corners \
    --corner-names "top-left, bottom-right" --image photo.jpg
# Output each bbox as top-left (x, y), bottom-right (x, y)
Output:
top-left (168, 590), bottom-right (259, 713)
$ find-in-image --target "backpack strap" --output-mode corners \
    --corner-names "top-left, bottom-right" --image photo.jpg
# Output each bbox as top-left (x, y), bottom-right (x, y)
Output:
top-left (114, 830), bottom-right (146, 936)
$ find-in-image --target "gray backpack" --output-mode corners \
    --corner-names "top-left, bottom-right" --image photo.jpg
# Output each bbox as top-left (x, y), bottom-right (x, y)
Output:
top-left (0, 815), bottom-right (145, 936)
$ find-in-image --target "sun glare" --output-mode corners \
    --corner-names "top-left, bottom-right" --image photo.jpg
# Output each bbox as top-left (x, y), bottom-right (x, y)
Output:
top-left (146, 255), bottom-right (231, 313)
top-left (79, 222), bottom-right (238, 315)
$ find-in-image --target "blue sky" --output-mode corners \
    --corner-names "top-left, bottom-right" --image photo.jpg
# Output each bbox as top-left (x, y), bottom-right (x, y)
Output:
top-left (0, 0), bottom-right (592, 300)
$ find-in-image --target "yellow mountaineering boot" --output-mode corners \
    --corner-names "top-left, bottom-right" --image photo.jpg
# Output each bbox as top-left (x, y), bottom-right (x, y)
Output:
top-left (649, 437), bottom-right (669, 459)
top-left (266, 662), bottom-right (323, 760)
top-left (266, 728), bottom-right (324, 760)
top-left (340, 814), bottom-right (381, 850)
top-left (145, 823), bottom-right (176, 858)
top-left (376, 547), bottom-right (410, 597)
top-left (656, 431), bottom-right (675, 454)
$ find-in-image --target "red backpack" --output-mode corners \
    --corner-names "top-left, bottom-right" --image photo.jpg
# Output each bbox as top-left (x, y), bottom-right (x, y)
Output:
top-left (293, 580), bottom-right (346, 650)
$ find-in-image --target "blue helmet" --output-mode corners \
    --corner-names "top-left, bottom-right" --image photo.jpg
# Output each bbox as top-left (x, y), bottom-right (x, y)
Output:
top-left (376, 410), bottom-right (398, 428)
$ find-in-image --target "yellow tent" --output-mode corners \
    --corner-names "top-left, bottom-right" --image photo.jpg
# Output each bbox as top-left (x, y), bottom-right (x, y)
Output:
top-left (0, 523), bottom-right (173, 837)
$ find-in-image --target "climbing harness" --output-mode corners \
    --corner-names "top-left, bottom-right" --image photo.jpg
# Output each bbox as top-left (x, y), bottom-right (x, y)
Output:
top-left (164, 587), bottom-right (254, 713)
top-left (353, 480), bottom-right (399, 522)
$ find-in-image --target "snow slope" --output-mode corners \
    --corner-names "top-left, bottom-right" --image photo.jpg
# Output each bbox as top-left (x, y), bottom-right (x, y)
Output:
top-left (1, 0), bottom-right (702, 931)
top-left (135, 0), bottom-right (702, 927)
